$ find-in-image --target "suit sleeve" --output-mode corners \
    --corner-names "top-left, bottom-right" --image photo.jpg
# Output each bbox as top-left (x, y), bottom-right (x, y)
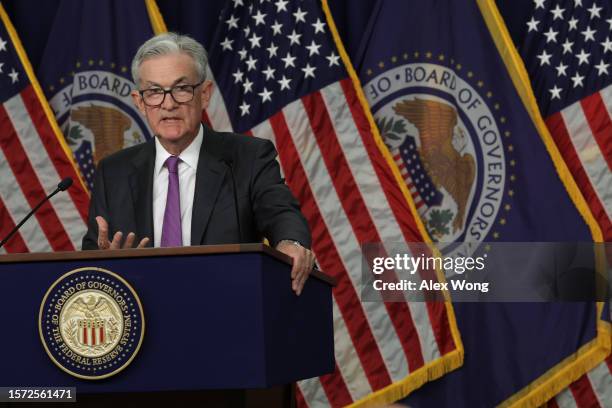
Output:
top-left (81, 160), bottom-right (109, 250)
top-left (250, 139), bottom-right (312, 248)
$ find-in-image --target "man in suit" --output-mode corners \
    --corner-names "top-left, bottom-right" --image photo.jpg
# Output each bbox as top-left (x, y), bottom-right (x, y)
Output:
top-left (82, 32), bottom-right (314, 294)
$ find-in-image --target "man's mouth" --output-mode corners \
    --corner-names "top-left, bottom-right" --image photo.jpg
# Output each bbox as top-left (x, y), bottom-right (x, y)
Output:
top-left (161, 117), bottom-right (182, 123)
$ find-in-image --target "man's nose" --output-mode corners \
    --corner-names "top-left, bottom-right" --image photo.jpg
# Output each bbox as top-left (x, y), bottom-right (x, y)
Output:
top-left (161, 92), bottom-right (179, 110)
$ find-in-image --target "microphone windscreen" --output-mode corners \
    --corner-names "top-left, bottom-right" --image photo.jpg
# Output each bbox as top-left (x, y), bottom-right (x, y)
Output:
top-left (57, 177), bottom-right (73, 191)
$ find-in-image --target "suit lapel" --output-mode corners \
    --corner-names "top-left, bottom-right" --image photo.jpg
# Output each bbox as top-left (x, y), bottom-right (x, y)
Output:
top-left (191, 127), bottom-right (228, 245)
top-left (129, 140), bottom-right (155, 244)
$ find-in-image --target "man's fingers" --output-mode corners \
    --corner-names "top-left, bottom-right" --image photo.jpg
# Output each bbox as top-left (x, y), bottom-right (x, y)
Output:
top-left (293, 262), bottom-right (310, 294)
top-left (291, 249), bottom-right (315, 295)
top-left (94, 216), bottom-right (147, 250)
top-left (95, 216), bottom-right (108, 234)
top-left (137, 237), bottom-right (150, 248)
top-left (291, 257), bottom-right (305, 290)
top-left (297, 265), bottom-right (311, 295)
top-left (296, 270), bottom-right (308, 295)
top-left (291, 261), bottom-right (300, 280)
top-left (276, 243), bottom-right (315, 295)
top-left (95, 216), bottom-right (109, 249)
top-left (110, 231), bottom-right (123, 250)
top-left (295, 271), bottom-right (305, 295)
top-left (123, 232), bottom-right (135, 249)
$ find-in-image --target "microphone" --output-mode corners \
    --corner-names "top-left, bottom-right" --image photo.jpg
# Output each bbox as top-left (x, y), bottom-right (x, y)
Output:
top-left (0, 177), bottom-right (73, 249)
top-left (221, 158), bottom-right (243, 243)
top-left (58, 177), bottom-right (73, 191)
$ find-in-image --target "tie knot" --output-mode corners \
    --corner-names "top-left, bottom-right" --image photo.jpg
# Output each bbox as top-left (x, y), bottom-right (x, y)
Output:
top-left (165, 156), bottom-right (180, 173)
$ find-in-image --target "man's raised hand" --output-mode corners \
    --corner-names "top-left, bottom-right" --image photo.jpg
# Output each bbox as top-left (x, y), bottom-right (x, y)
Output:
top-left (95, 216), bottom-right (149, 249)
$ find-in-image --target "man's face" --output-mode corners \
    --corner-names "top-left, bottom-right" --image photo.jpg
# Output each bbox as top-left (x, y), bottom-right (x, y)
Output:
top-left (132, 52), bottom-right (212, 145)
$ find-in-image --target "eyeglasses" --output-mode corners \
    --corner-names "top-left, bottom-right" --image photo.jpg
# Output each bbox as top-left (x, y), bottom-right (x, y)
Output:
top-left (139, 81), bottom-right (204, 107)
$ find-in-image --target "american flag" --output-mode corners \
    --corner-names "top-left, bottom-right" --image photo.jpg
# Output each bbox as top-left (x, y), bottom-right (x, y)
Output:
top-left (0, 5), bottom-right (89, 253)
top-left (517, 3), bottom-right (612, 405)
top-left (520, 0), bottom-right (612, 240)
top-left (204, 0), bottom-right (462, 406)
top-left (548, 354), bottom-right (612, 408)
top-left (391, 142), bottom-right (443, 216)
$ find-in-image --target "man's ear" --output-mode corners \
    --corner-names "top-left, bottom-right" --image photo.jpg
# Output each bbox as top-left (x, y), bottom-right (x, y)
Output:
top-left (200, 80), bottom-right (213, 111)
top-left (131, 90), bottom-right (146, 115)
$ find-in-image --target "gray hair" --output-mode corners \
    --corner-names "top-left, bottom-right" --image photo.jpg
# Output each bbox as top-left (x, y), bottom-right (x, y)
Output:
top-left (131, 32), bottom-right (208, 86)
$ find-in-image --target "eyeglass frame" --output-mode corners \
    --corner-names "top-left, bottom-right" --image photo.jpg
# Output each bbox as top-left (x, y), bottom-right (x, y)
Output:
top-left (138, 80), bottom-right (206, 107)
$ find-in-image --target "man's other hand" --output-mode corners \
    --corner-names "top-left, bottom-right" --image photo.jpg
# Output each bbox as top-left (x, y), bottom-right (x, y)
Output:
top-left (276, 240), bottom-right (315, 295)
top-left (96, 216), bottom-right (150, 249)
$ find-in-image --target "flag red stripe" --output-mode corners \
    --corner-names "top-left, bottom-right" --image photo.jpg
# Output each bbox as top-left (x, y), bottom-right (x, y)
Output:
top-left (606, 354), bottom-right (612, 373)
top-left (268, 110), bottom-right (387, 398)
top-left (0, 197), bottom-right (28, 252)
top-left (0, 104), bottom-right (74, 251)
top-left (295, 386), bottom-right (308, 408)
top-left (569, 374), bottom-right (600, 408)
top-left (580, 92), bottom-right (612, 171)
top-left (547, 397), bottom-right (560, 408)
top-left (339, 79), bottom-right (422, 240)
top-left (546, 112), bottom-right (612, 240)
top-left (317, 364), bottom-right (355, 407)
top-left (302, 90), bottom-right (427, 373)
top-left (201, 110), bottom-right (212, 127)
top-left (20, 86), bottom-right (88, 223)
top-left (339, 79), bottom-right (456, 355)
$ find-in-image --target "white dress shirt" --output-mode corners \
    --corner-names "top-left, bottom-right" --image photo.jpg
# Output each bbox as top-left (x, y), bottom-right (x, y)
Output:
top-left (153, 125), bottom-right (203, 247)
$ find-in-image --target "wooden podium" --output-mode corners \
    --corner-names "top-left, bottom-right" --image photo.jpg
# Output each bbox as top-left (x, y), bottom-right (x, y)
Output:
top-left (0, 244), bottom-right (335, 407)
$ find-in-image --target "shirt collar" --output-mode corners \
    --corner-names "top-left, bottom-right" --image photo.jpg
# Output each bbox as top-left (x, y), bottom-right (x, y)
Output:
top-left (154, 124), bottom-right (203, 175)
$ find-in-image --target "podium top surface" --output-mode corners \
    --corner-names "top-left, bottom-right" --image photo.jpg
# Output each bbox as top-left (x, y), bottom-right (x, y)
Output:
top-left (0, 243), bottom-right (335, 285)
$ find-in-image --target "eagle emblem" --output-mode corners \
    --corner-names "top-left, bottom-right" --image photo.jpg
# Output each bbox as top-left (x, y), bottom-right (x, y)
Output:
top-left (61, 292), bottom-right (123, 357)
top-left (393, 98), bottom-right (476, 234)
top-left (70, 105), bottom-right (131, 164)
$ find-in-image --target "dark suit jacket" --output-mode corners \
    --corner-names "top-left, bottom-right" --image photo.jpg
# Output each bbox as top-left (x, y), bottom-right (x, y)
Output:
top-left (82, 125), bottom-right (311, 250)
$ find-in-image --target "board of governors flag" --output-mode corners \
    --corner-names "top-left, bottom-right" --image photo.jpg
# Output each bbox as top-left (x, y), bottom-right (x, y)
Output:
top-left (0, 4), bottom-right (89, 254)
top-left (203, 0), bottom-right (463, 406)
top-left (515, 0), bottom-right (612, 241)
top-left (36, 0), bottom-right (165, 191)
top-left (355, 0), bottom-right (610, 406)
top-left (498, 2), bottom-right (612, 406)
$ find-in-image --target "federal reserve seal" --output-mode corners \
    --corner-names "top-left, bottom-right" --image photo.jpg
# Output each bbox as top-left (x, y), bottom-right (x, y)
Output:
top-left (39, 267), bottom-right (145, 379)
top-left (47, 68), bottom-right (153, 190)
top-left (363, 53), bottom-right (517, 257)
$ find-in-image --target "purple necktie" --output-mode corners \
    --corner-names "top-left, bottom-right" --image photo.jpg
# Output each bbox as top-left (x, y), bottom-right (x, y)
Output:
top-left (160, 156), bottom-right (182, 247)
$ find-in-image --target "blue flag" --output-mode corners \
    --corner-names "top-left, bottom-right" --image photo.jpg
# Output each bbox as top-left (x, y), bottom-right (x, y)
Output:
top-left (355, 0), bottom-right (609, 406)
top-left (36, 0), bottom-right (166, 190)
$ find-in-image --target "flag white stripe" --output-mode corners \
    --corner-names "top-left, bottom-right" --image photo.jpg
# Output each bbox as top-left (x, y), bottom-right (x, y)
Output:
top-left (4, 94), bottom-right (85, 249)
top-left (251, 120), bottom-right (285, 179)
top-left (600, 84), bottom-right (612, 134)
top-left (555, 388), bottom-right (579, 408)
top-left (330, 297), bottom-right (372, 400)
top-left (586, 361), bottom-right (612, 407)
top-left (0, 148), bottom-right (48, 252)
top-left (297, 376), bottom-right (331, 408)
top-left (560, 103), bottom-right (612, 220)
top-left (205, 69), bottom-right (234, 132)
top-left (320, 83), bottom-right (441, 367)
top-left (282, 100), bottom-right (404, 388)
